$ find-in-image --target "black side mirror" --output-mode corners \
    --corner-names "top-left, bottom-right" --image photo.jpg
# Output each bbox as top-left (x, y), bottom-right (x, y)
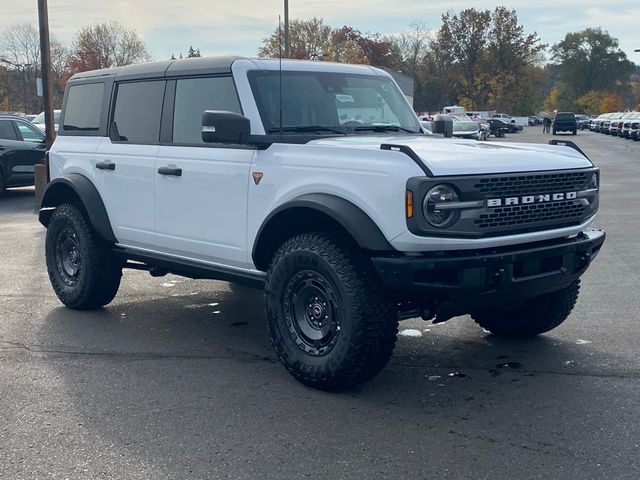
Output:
top-left (201, 110), bottom-right (250, 144)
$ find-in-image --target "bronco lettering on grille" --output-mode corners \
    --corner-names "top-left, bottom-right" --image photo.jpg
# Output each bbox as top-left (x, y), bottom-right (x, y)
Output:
top-left (486, 192), bottom-right (577, 207)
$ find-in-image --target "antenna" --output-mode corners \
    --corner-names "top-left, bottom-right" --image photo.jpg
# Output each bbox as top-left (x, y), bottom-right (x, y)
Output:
top-left (278, 15), bottom-right (283, 140)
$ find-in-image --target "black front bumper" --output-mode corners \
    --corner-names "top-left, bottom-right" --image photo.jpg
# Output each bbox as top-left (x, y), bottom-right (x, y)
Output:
top-left (372, 229), bottom-right (605, 320)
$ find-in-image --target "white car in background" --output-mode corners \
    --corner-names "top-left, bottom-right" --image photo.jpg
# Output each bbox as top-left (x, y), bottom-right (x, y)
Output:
top-left (33, 109), bottom-right (61, 133)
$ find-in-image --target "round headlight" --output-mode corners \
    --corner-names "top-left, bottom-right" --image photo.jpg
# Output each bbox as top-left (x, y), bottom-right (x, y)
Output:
top-left (423, 184), bottom-right (460, 228)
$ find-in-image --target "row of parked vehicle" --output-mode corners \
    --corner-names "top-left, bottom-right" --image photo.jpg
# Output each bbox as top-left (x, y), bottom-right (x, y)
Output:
top-left (590, 112), bottom-right (640, 140)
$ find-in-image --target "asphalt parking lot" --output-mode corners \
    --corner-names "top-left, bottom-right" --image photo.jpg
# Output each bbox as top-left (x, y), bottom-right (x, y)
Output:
top-left (1, 128), bottom-right (639, 479)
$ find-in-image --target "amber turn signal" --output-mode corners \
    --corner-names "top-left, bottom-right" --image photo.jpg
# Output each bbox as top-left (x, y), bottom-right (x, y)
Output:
top-left (406, 190), bottom-right (414, 218)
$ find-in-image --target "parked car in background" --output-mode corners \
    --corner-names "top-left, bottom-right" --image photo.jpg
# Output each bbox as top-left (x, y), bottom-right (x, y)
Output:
top-left (450, 113), bottom-right (482, 139)
top-left (486, 119), bottom-right (510, 137)
top-left (33, 109), bottom-right (61, 132)
top-left (25, 114), bottom-right (37, 122)
top-left (601, 112), bottom-right (622, 134)
top-left (0, 114), bottom-right (47, 196)
top-left (575, 114), bottom-right (591, 130)
top-left (614, 112), bottom-right (636, 138)
top-left (552, 112), bottom-right (577, 135)
top-left (629, 113), bottom-right (640, 141)
top-left (620, 112), bottom-right (638, 139)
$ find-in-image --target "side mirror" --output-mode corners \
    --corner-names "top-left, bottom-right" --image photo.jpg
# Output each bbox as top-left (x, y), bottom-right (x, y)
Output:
top-left (201, 110), bottom-right (250, 144)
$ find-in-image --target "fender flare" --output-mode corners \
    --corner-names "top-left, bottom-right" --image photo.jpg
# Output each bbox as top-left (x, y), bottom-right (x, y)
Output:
top-left (39, 174), bottom-right (117, 243)
top-left (252, 193), bottom-right (394, 268)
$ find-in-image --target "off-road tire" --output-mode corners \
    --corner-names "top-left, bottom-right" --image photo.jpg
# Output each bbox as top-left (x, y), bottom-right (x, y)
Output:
top-left (45, 203), bottom-right (122, 309)
top-left (0, 170), bottom-right (5, 197)
top-left (572, 129), bottom-right (577, 135)
top-left (265, 232), bottom-right (398, 390)
top-left (472, 281), bottom-right (580, 338)
top-left (552, 130), bottom-right (557, 135)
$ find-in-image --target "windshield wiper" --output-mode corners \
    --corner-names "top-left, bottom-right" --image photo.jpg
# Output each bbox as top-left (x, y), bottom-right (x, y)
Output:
top-left (352, 125), bottom-right (419, 134)
top-left (267, 126), bottom-right (346, 134)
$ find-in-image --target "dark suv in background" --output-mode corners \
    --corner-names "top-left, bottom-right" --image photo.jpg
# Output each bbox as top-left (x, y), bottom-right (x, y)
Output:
top-left (552, 112), bottom-right (577, 135)
top-left (0, 114), bottom-right (46, 196)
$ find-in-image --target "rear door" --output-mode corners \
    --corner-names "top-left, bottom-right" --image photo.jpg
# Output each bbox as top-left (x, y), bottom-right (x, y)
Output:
top-left (154, 76), bottom-right (254, 268)
top-left (94, 80), bottom-right (165, 250)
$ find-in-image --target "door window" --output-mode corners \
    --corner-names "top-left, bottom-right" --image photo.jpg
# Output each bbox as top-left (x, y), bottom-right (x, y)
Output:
top-left (112, 80), bottom-right (165, 144)
top-left (0, 120), bottom-right (17, 141)
top-left (15, 121), bottom-right (45, 143)
top-left (172, 76), bottom-right (241, 144)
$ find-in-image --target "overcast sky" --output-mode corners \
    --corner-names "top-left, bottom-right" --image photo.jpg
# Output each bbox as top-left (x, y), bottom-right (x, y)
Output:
top-left (3, 0), bottom-right (639, 62)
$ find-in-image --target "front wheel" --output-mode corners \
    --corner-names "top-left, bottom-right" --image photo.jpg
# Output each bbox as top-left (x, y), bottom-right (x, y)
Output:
top-left (472, 281), bottom-right (580, 338)
top-left (265, 232), bottom-right (398, 390)
top-left (45, 203), bottom-right (122, 309)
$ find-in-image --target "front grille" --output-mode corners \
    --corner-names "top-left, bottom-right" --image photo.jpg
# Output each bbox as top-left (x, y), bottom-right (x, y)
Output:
top-left (474, 200), bottom-right (587, 230)
top-left (468, 170), bottom-right (595, 235)
top-left (474, 171), bottom-right (588, 197)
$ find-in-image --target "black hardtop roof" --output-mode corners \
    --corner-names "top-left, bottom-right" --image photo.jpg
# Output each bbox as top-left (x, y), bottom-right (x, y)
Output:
top-left (68, 55), bottom-right (247, 83)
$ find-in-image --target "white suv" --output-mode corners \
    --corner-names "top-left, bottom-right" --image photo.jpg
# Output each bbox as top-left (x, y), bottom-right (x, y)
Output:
top-left (40, 57), bottom-right (605, 390)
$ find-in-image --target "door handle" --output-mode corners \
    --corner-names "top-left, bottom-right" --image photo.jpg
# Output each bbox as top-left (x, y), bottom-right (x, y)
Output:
top-left (95, 160), bottom-right (115, 170)
top-left (157, 166), bottom-right (182, 176)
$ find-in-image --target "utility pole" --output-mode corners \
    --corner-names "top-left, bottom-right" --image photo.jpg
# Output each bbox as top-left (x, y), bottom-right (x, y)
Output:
top-left (35, 0), bottom-right (54, 206)
top-left (284, 0), bottom-right (290, 58)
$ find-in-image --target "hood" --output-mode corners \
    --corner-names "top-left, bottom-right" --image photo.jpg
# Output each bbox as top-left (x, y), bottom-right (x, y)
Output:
top-left (308, 135), bottom-right (593, 176)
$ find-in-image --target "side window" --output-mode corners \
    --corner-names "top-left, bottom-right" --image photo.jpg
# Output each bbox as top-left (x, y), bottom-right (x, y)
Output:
top-left (0, 120), bottom-right (17, 141)
top-left (63, 83), bottom-right (105, 131)
top-left (15, 122), bottom-right (45, 143)
top-left (112, 80), bottom-right (165, 144)
top-left (172, 76), bottom-right (241, 144)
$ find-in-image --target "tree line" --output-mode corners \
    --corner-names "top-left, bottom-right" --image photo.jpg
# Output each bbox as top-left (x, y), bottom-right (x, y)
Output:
top-left (259, 8), bottom-right (639, 115)
top-left (1, 8), bottom-right (638, 116)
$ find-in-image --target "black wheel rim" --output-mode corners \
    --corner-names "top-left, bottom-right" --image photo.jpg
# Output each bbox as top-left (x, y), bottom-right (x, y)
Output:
top-left (55, 227), bottom-right (81, 286)
top-left (283, 270), bottom-right (341, 356)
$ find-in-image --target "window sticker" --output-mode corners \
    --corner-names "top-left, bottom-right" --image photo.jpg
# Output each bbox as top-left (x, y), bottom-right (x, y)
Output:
top-left (335, 94), bottom-right (355, 103)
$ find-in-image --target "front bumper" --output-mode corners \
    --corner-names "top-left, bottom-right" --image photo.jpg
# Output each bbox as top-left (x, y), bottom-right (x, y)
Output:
top-left (372, 229), bottom-right (605, 320)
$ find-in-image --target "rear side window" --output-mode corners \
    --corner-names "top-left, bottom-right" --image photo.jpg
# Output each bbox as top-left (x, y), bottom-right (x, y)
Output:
top-left (0, 120), bottom-right (17, 140)
top-left (172, 76), bottom-right (241, 144)
top-left (63, 83), bottom-right (105, 131)
top-left (112, 80), bottom-right (165, 144)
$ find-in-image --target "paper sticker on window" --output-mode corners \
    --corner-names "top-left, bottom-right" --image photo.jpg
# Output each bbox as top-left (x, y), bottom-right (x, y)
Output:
top-left (335, 94), bottom-right (355, 103)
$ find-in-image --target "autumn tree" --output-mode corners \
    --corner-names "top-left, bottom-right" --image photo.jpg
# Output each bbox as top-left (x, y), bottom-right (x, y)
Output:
top-left (575, 91), bottom-right (606, 115)
top-left (600, 93), bottom-right (624, 112)
top-left (552, 28), bottom-right (634, 97)
top-left (258, 18), bottom-right (332, 60)
top-left (432, 7), bottom-right (545, 111)
top-left (0, 23), bottom-right (68, 111)
top-left (66, 21), bottom-right (151, 74)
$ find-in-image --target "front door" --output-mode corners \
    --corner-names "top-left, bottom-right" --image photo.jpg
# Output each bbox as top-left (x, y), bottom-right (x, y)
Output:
top-left (153, 75), bottom-right (254, 269)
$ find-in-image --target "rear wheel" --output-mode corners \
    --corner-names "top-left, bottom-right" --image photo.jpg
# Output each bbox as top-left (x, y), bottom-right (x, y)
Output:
top-left (45, 203), bottom-right (122, 309)
top-left (0, 170), bottom-right (5, 197)
top-left (265, 232), bottom-right (398, 390)
top-left (572, 129), bottom-right (577, 135)
top-left (472, 281), bottom-right (580, 338)
top-left (552, 130), bottom-right (557, 135)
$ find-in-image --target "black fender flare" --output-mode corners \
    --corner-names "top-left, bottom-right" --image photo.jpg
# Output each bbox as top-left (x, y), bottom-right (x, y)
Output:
top-left (252, 193), bottom-right (394, 268)
top-left (39, 174), bottom-right (117, 243)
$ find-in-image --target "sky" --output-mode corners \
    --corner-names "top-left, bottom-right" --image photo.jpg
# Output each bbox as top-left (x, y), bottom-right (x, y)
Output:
top-left (2, 0), bottom-right (639, 62)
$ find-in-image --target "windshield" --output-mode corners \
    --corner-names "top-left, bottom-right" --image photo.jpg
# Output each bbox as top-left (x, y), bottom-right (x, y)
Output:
top-left (33, 111), bottom-right (60, 124)
top-left (248, 70), bottom-right (420, 134)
